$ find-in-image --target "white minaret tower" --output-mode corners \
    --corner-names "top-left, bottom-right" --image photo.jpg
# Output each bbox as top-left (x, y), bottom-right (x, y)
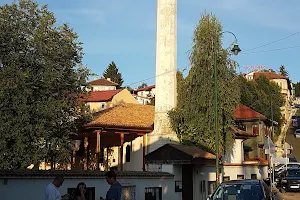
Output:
top-left (148, 0), bottom-right (178, 154)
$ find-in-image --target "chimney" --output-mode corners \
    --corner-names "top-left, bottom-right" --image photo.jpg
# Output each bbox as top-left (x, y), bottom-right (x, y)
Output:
top-left (107, 78), bottom-right (111, 81)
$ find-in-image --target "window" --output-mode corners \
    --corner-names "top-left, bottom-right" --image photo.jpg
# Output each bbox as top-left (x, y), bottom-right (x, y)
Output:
top-left (252, 125), bottom-right (259, 135)
top-left (122, 186), bottom-right (136, 200)
top-left (125, 145), bottom-right (131, 162)
top-left (145, 187), bottom-right (162, 200)
top-left (223, 176), bottom-right (230, 181)
top-left (244, 151), bottom-right (250, 160)
top-left (100, 103), bottom-right (105, 109)
top-left (208, 181), bottom-right (216, 195)
top-left (251, 174), bottom-right (257, 179)
top-left (237, 175), bottom-right (244, 180)
top-left (67, 187), bottom-right (95, 200)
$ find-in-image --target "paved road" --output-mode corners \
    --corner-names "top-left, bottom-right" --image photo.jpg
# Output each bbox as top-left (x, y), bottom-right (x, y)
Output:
top-left (286, 110), bottom-right (300, 161)
top-left (278, 109), bottom-right (300, 199)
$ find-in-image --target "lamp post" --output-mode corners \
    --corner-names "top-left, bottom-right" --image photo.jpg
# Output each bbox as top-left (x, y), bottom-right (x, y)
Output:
top-left (214, 31), bottom-right (241, 184)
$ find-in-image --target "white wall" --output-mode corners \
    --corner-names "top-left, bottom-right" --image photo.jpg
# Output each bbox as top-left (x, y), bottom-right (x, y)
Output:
top-left (193, 165), bottom-right (216, 200)
top-left (223, 165), bottom-right (268, 180)
top-left (224, 139), bottom-right (244, 164)
top-left (0, 176), bottom-right (178, 200)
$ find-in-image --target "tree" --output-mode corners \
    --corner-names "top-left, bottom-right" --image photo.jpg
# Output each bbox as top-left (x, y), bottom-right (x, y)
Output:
top-left (261, 69), bottom-right (275, 73)
top-left (237, 75), bottom-right (284, 136)
top-left (0, 1), bottom-right (92, 169)
top-left (279, 65), bottom-right (288, 77)
top-left (138, 82), bottom-right (148, 89)
top-left (169, 13), bottom-right (240, 154)
top-left (103, 61), bottom-right (123, 87)
top-left (294, 82), bottom-right (300, 97)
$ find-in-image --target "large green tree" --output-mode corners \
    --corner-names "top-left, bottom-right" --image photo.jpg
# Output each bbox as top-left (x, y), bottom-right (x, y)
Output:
top-left (169, 13), bottom-right (240, 154)
top-left (103, 61), bottom-right (123, 87)
top-left (279, 65), bottom-right (288, 77)
top-left (294, 82), bottom-right (300, 97)
top-left (237, 75), bottom-right (284, 136)
top-left (0, 1), bottom-right (92, 169)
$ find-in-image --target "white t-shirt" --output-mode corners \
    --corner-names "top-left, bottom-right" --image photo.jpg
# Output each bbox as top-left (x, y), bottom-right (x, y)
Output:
top-left (45, 183), bottom-right (61, 200)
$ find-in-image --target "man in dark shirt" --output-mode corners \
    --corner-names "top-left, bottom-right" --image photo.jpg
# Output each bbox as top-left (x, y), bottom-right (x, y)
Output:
top-left (101, 170), bottom-right (122, 200)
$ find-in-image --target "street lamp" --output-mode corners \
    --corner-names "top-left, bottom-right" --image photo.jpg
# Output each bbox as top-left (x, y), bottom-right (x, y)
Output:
top-left (214, 31), bottom-right (241, 184)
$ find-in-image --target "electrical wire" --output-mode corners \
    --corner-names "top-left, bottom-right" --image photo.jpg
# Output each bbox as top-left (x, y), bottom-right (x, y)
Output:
top-left (240, 45), bottom-right (300, 55)
top-left (242, 31), bottom-right (300, 52)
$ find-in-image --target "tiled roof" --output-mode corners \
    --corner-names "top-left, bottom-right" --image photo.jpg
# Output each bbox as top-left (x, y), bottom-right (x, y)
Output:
top-left (89, 78), bottom-right (118, 86)
top-left (86, 103), bottom-right (154, 130)
top-left (234, 105), bottom-right (266, 120)
top-left (84, 90), bottom-right (122, 102)
top-left (253, 72), bottom-right (288, 80)
top-left (134, 85), bottom-right (155, 92)
top-left (169, 143), bottom-right (216, 159)
top-left (0, 170), bottom-right (174, 178)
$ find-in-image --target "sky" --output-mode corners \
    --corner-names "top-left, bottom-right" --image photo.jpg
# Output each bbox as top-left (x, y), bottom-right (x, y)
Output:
top-left (2, 0), bottom-right (300, 88)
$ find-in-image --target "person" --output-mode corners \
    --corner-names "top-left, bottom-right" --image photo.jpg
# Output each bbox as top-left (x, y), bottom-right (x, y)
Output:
top-left (100, 171), bottom-right (122, 200)
top-left (45, 175), bottom-right (64, 200)
top-left (74, 182), bottom-right (87, 200)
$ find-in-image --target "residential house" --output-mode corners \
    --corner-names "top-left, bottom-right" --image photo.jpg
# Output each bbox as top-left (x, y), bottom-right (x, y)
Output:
top-left (84, 89), bottom-right (138, 112)
top-left (222, 105), bottom-right (272, 181)
top-left (88, 78), bottom-right (118, 91)
top-left (132, 85), bottom-right (155, 105)
top-left (244, 71), bottom-right (292, 121)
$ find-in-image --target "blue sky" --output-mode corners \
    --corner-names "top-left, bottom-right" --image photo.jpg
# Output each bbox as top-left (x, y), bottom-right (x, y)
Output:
top-left (3, 0), bottom-right (300, 87)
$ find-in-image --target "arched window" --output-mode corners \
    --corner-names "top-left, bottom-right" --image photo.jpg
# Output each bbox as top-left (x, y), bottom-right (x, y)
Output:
top-left (126, 145), bottom-right (131, 162)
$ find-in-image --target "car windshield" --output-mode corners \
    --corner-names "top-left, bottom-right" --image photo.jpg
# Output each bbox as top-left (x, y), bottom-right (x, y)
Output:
top-left (212, 184), bottom-right (263, 200)
top-left (287, 170), bottom-right (300, 177)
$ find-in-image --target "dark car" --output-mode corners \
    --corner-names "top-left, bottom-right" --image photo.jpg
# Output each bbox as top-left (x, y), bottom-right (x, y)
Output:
top-left (277, 168), bottom-right (300, 193)
top-left (207, 179), bottom-right (274, 200)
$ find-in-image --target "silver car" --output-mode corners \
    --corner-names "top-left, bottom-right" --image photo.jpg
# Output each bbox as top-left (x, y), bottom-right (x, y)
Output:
top-left (294, 129), bottom-right (300, 138)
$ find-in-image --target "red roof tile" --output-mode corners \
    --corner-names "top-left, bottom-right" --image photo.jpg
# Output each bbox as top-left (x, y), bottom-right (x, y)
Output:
top-left (85, 90), bottom-right (122, 102)
top-left (234, 105), bottom-right (266, 120)
top-left (134, 85), bottom-right (155, 92)
top-left (253, 72), bottom-right (288, 80)
top-left (89, 78), bottom-right (118, 86)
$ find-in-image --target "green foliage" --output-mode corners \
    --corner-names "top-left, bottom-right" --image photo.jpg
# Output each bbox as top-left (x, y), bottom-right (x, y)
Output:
top-left (103, 61), bottom-right (123, 87)
top-left (138, 82), bottom-right (148, 89)
top-left (0, 1), bottom-right (92, 169)
top-left (237, 75), bottom-right (284, 136)
top-left (279, 65), bottom-right (288, 77)
top-left (169, 13), bottom-right (240, 154)
top-left (295, 82), bottom-right (300, 97)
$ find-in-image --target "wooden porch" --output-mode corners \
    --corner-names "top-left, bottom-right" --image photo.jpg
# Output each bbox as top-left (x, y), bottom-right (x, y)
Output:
top-left (71, 103), bottom-right (154, 171)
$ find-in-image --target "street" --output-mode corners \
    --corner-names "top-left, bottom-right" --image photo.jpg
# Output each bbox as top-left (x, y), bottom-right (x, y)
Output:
top-left (278, 109), bottom-right (300, 199)
top-left (286, 110), bottom-right (300, 161)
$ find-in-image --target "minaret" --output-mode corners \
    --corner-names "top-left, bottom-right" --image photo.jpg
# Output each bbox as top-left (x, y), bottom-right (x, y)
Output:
top-left (148, 0), bottom-right (178, 153)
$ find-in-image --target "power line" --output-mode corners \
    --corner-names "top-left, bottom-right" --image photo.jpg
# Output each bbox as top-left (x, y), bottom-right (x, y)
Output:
top-left (126, 66), bottom-right (188, 87)
top-left (243, 31), bottom-right (300, 52)
top-left (240, 45), bottom-right (300, 55)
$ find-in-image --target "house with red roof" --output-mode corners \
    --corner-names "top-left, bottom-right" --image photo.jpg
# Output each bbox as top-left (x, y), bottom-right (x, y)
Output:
top-left (222, 105), bottom-right (275, 181)
top-left (244, 70), bottom-right (293, 121)
top-left (82, 89), bottom-right (138, 112)
top-left (132, 85), bottom-right (155, 105)
top-left (88, 77), bottom-right (119, 91)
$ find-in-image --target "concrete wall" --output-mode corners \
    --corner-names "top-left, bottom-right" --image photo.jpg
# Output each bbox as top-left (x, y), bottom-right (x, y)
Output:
top-left (224, 139), bottom-right (244, 164)
top-left (223, 165), bottom-right (268, 180)
top-left (92, 85), bottom-right (116, 91)
top-left (0, 176), bottom-right (177, 200)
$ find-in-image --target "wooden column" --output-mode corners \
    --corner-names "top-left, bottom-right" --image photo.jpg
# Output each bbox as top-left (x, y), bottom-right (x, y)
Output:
top-left (96, 131), bottom-right (101, 170)
top-left (84, 137), bottom-right (89, 170)
top-left (120, 133), bottom-right (124, 171)
top-left (106, 147), bottom-right (109, 171)
top-left (142, 134), bottom-right (146, 171)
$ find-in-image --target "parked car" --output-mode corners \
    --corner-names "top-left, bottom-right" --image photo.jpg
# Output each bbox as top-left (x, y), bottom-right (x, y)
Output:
top-left (292, 120), bottom-right (298, 127)
top-left (294, 129), bottom-right (300, 138)
top-left (292, 115), bottom-right (298, 122)
top-left (207, 179), bottom-right (274, 200)
top-left (277, 168), bottom-right (300, 193)
top-left (275, 162), bottom-right (300, 172)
